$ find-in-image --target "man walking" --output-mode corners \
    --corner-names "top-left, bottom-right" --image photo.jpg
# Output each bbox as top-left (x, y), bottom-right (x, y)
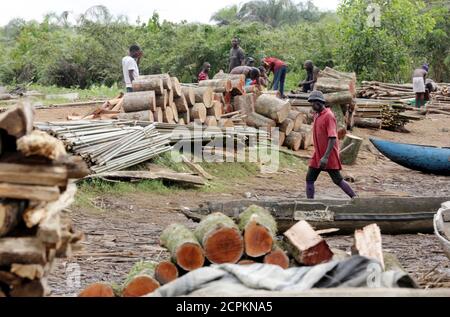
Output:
top-left (306, 91), bottom-right (356, 200)
top-left (412, 64), bottom-right (429, 109)
top-left (229, 37), bottom-right (245, 73)
top-left (122, 45), bottom-right (143, 92)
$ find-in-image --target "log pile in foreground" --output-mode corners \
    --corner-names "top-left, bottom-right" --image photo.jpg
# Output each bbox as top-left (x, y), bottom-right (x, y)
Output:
top-left (0, 104), bottom-right (88, 297)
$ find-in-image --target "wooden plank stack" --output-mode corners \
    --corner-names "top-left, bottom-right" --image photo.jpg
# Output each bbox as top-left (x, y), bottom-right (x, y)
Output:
top-left (0, 103), bottom-right (88, 297)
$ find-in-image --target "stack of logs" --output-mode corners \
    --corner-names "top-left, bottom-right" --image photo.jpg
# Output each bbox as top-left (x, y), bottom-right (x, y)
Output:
top-left (79, 205), bottom-right (385, 297)
top-left (353, 100), bottom-right (411, 131)
top-left (0, 104), bottom-right (88, 297)
top-left (357, 81), bottom-right (416, 101)
top-left (427, 84), bottom-right (450, 116)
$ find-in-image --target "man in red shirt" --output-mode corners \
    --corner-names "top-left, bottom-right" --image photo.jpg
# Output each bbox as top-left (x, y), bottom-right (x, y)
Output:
top-left (198, 62), bottom-right (211, 82)
top-left (306, 91), bottom-right (356, 199)
top-left (261, 57), bottom-right (287, 98)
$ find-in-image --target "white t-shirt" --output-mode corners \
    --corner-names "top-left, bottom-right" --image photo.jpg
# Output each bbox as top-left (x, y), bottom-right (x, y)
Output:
top-left (122, 56), bottom-right (139, 88)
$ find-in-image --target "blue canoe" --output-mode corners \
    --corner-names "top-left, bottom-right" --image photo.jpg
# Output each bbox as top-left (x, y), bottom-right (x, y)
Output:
top-left (370, 138), bottom-right (450, 176)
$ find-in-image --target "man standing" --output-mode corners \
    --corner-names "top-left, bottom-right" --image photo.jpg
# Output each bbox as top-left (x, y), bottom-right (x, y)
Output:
top-left (229, 37), bottom-right (245, 73)
top-left (198, 62), bottom-right (211, 82)
top-left (122, 45), bottom-right (142, 92)
top-left (262, 57), bottom-right (287, 98)
top-left (412, 64), bottom-right (429, 109)
top-left (306, 91), bottom-right (356, 200)
top-left (300, 60), bottom-right (320, 93)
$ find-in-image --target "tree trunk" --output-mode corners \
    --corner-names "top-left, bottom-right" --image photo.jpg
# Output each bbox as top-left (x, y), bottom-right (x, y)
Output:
top-left (340, 133), bottom-right (363, 165)
top-left (207, 101), bottom-right (223, 120)
top-left (160, 224), bottom-right (205, 271)
top-left (353, 224), bottom-right (384, 270)
top-left (218, 118), bottom-right (234, 128)
top-left (123, 91), bottom-right (156, 112)
top-left (238, 205), bottom-right (277, 257)
top-left (163, 107), bottom-right (174, 123)
top-left (174, 95), bottom-right (189, 113)
top-left (191, 103), bottom-right (207, 123)
top-left (298, 125), bottom-right (313, 150)
top-left (255, 94), bottom-right (291, 123)
top-left (118, 110), bottom-right (154, 122)
top-left (288, 111), bottom-right (304, 131)
top-left (122, 262), bottom-right (160, 297)
top-left (325, 91), bottom-right (354, 105)
top-left (132, 78), bottom-right (164, 95)
top-left (79, 283), bottom-right (115, 297)
top-left (155, 90), bottom-right (168, 110)
top-left (171, 77), bottom-right (182, 97)
top-left (354, 117), bottom-right (382, 129)
top-left (155, 261), bottom-right (179, 285)
top-left (153, 107), bottom-right (164, 123)
top-left (264, 247), bottom-right (290, 269)
top-left (0, 201), bottom-right (26, 237)
top-left (194, 213), bottom-right (244, 264)
top-left (139, 74), bottom-right (172, 91)
top-left (181, 86), bottom-right (196, 106)
top-left (246, 112), bottom-right (276, 129)
top-left (205, 116), bottom-right (218, 127)
top-left (279, 118), bottom-right (294, 136)
top-left (234, 94), bottom-right (256, 115)
top-left (194, 87), bottom-right (214, 108)
top-left (283, 131), bottom-right (302, 151)
top-left (199, 79), bottom-right (232, 93)
top-left (284, 221), bottom-right (333, 266)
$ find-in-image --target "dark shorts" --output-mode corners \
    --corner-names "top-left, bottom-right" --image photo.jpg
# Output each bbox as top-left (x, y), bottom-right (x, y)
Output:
top-left (306, 167), bottom-right (343, 185)
top-left (126, 87), bottom-right (133, 93)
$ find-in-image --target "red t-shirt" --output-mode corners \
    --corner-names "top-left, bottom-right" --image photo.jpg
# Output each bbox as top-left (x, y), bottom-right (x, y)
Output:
top-left (263, 57), bottom-right (286, 72)
top-left (310, 108), bottom-right (342, 170)
top-left (198, 71), bottom-right (209, 82)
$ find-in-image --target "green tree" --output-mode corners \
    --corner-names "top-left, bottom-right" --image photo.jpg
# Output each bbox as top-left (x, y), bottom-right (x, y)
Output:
top-left (210, 5), bottom-right (240, 25)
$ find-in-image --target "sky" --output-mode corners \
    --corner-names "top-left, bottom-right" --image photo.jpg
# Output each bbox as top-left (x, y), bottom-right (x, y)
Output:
top-left (0, 0), bottom-right (341, 26)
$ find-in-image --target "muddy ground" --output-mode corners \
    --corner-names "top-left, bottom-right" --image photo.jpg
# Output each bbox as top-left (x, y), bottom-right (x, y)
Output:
top-left (38, 107), bottom-right (450, 296)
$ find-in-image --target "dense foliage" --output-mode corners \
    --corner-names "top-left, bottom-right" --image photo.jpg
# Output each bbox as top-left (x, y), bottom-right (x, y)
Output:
top-left (0, 0), bottom-right (448, 89)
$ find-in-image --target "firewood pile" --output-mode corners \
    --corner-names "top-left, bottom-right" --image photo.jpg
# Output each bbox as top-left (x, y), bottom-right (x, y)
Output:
top-left (427, 84), bottom-right (450, 115)
top-left (357, 81), bottom-right (415, 101)
top-left (78, 205), bottom-right (385, 297)
top-left (0, 104), bottom-right (88, 297)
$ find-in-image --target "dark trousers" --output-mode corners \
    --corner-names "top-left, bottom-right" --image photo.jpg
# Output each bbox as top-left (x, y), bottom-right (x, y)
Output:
top-left (273, 65), bottom-right (287, 97)
top-left (306, 167), bottom-right (344, 185)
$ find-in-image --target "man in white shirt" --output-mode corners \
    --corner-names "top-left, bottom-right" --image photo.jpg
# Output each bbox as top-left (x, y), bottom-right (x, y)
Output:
top-left (122, 45), bottom-right (143, 92)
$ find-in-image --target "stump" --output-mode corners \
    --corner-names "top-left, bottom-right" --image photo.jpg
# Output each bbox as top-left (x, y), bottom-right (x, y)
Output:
top-left (132, 78), bottom-right (164, 95)
top-left (340, 134), bottom-right (363, 165)
top-left (123, 91), bottom-right (156, 112)
top-left (194, 213), bottom-right (244, 264)
top-left (255, 94), bottom-right (291, 123)
top-left (238, 205), bottom-right (277, 258)
top-left (191, 103), bottom-right (207, 123)
top-left (283, 131), bottom-right (302, 151)
top-left (160, 224), bottom-right (205, 271)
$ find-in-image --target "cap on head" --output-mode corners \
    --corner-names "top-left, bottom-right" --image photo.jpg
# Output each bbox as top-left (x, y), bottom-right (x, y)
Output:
top-left (308, 90), bottom-right (326, 103)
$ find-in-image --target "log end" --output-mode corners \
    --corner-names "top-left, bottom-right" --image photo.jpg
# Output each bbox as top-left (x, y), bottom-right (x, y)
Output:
top-left (264, 249), bottom-right (290, 269)
top-left (122, 275), bottom-right (160, 297)
top-left (300, 240), bottom-right (334, 266)
top-left (244, 221), bottom-right (273, 258)
top-left (155, 261), bottom-right (179, 285)
top-left (204, 227), bottom-right (244, 264)
top-left (79, 283), bottom-right (115, 297)
top-left (176, 242), bottom-right (205, 271)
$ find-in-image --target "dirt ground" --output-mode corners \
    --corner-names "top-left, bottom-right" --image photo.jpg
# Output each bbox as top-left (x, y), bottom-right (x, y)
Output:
top-left (40, 108), bottom-right (450, 296)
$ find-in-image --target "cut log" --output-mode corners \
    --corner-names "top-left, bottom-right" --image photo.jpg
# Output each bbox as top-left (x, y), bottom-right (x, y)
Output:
top-left (155, 90), bottom-right (168, 110)
top-left (218, 118), bottom-right (234, 128)
top-left (180, 111), bottom-right (190, 124)
top-left (10, 264), bottom-right (45, 280)
top-left (153, 107), bottom-right (164, 123)
top-left (205, 116), bottom-right (218, 127)
top-left (79, 283), bottom-right (115, 297)
top-left (0, 103), bottom-right (34, 139)
top-left (325, 91), bottom-right (354, 105)
top-left (132, 77), bottom-right (164, 94)
top-left (0, 163), bottom-right (67, 187)
top-left (171, 77), bottom-right (182, 97)
top-left (298, 125), bottom-right (313, 150)
top-left (231, 78), bottom-right (245, 95)
top-left (174, 95), bottom-right (189, 113)
top-left (278, 131), bottom-right (286, 146)
top-left (193, 87), bottom-right (214, 108)
top-left (199, 79), bottom-right (232, 93)
top-left (160, 224), bottom-right (205, 271)
top-left (234, 94), bottom-right (256, 115)
top-left (163, 107), bottom-right (174, 123)
top-left (340, 134), bottom-right (363, 165)
top-left (246, 112), bottom-right (276, 129)
top-left (181, 86), bottom-right (196, 106)
top-left (284, 221), bottom-right (333, 266)
top-left (264, 248), bottom-right (290, 269)
top-left (0, 200), bottom-right (26, 237)
top-left (354, 117), bottom-right (382, 129)
top-left (207, 101), bottom-right (223, 120)
top-left (0, 237), bottom-right (46, 266)
top-left (279, 118), bottom-right (294, 136)
top-left (16, 131), bottom-right (66, 160)
top-left (194, 212), bottom-right (244, 264)
top-left (255, 94), bottom-right (291, 123)
top-left (0, 183), bottom-right (59, 201)
top-left (171, 103), bottom-right (179, 123)
top-left (283, 131), bottom-right (302, 151)
top-left (288, 111), bottom-right (304, 131)
top-left (118, 110), bottom-right (154, 122)
top-left (353, 224), bottom-right (384, 270)
top-left (138, 74), bottom-right (172, 91)
top-left (238, 205), bottom-right (277, 258)
top-left (191, 103), bottom-right (207, 123)
top-left (155, 261), bottom-right (179, 285)
top-left (123, 91), bottom-right (156, 112)
top-left (315, 77), bottom-right (354, 95)
top-left (122, 262), bottom-right (160, 297)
